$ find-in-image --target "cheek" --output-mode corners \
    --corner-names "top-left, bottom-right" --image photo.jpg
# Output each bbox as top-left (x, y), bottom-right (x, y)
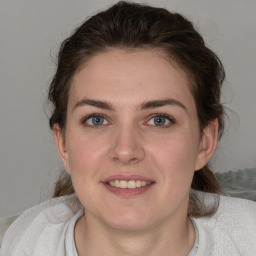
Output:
top-left (65, 134), bottom-right (106, 204)
top-left (66, 132), bottom-right (107, 176)
top-left (148, 133), bottom-right (199, 180)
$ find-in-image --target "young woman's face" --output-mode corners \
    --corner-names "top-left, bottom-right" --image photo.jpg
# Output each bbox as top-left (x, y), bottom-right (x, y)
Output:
top-left (55, 49), bottom-right (216, 231)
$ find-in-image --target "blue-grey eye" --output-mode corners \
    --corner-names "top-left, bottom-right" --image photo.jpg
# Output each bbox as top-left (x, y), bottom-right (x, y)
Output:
top-left (154, 116), bottom-right (166, 126)
top-left (85, 115), bottom-right (108, 126)
top-left (148, 115), bottom-right (173, 126)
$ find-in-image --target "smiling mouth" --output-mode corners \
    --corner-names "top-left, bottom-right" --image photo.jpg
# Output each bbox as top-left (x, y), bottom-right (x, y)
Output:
top-left (107, 180), bottom-right (152, 189)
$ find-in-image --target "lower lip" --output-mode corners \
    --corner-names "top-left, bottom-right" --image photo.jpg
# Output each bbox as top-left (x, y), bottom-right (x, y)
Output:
top-left (103, 183), bottom-right (154, 197)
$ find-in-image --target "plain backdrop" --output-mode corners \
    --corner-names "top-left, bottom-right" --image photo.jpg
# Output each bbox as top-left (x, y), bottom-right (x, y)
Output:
top-left (0, 0), bottom-right (255, 218)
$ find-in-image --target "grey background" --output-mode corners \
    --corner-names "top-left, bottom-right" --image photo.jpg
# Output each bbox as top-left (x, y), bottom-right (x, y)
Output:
top-left (0, 0), bottom-right (255, 218)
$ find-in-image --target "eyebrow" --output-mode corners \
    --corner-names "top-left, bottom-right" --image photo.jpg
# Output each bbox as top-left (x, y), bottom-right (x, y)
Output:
top-left (73, 99), bottom-right (115, 111)
top-left (72, 98), bottom-right (187, 112)
top-left (141, 99), bottom-right (187, 112)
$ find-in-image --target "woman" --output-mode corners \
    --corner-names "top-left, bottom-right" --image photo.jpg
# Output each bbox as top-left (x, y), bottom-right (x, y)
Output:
top-left (1, 1), bottom-right (255, 255)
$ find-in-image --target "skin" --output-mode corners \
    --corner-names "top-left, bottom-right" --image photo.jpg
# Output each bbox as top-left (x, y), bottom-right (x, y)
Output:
top-left (54, 48), bottom-right (218, 256)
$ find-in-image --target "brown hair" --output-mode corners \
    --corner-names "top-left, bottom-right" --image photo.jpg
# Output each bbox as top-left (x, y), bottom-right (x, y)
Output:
top-left (49, 1), bottom-right (225, 217)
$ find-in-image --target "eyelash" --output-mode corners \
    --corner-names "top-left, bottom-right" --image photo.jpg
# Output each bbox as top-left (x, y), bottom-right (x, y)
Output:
top-left (146, 113), bottom-right (175, 128)
top-left (82, 113), bottom-right (110, 127)
top-left (81, 113), bottom-right (175, 128)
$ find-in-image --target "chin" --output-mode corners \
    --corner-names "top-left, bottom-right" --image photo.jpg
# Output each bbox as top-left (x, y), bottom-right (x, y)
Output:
top-left (103, 209), bottom-right (154, 231)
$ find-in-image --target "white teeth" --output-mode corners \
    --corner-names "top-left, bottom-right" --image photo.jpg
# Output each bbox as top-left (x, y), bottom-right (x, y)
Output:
top-left (128, 180), bottom-right (136, 189)
top-left (110, 181), bottom-right (115, 186)
top-left (136, 180), bottom-right (141, 187)
top-left (120, 180), bottom-right (128, 188)
top-left (108, 180), bottom-right (152, 189)
top-left (114, 180), bottom-right (120, 188)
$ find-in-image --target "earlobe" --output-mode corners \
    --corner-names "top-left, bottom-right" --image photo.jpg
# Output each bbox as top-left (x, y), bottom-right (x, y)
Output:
top-left (195, 119), bottom-right (218, 171)
top-left (53, 124), bottom-right (70, 173)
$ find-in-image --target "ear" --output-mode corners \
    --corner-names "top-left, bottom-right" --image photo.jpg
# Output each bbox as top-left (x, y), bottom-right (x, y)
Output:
top-left (195, 119), bottom-right (218, 171)
top-left (53, 124), bottom-right (71, 174)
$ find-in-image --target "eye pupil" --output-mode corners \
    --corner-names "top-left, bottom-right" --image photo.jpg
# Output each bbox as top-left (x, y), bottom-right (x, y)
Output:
top-left (154, 116), bottom-right (166, 126)
top-left (92, 116), bottom-right (104, 125)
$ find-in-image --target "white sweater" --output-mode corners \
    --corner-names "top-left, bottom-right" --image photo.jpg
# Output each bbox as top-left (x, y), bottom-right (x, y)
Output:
top-left (1, 193), bottom-right (256, 256)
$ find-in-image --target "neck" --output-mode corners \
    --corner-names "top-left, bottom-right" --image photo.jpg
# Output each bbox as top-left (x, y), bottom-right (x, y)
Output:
top-left (75, 212), bottom-right (195, 256)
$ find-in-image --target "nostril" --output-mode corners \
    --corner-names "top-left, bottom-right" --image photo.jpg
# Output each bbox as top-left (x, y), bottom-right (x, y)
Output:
top-left (128, 157), bottom-right (139, 164)
top-left (112, 156), bottom-right (139, 164)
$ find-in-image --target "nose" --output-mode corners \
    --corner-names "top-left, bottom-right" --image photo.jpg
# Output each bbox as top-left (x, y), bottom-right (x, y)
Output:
top-left (109, 124), bottom-right (145, 165)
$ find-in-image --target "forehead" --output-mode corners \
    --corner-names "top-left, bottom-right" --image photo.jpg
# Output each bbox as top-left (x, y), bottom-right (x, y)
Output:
top-left (69, 48), bottom-right (195, 109)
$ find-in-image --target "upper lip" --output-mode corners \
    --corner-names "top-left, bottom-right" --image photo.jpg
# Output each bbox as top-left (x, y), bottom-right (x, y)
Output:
top-left (103, 174), bottom-right (155, 183)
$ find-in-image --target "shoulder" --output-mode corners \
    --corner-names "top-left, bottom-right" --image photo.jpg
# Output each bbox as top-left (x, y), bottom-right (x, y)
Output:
top-left (0, 215), bottom-right (20, 248)
top-left (0, 194), bottom-right (82, 256)
top-left (193, 192), bottom-right (256, 255)
top-left (218, 194), bottom-right (256, 220)
top-left (215, 194), bottom-right (256, 233)
top-left (193, 190), bottom-right (256, 221)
